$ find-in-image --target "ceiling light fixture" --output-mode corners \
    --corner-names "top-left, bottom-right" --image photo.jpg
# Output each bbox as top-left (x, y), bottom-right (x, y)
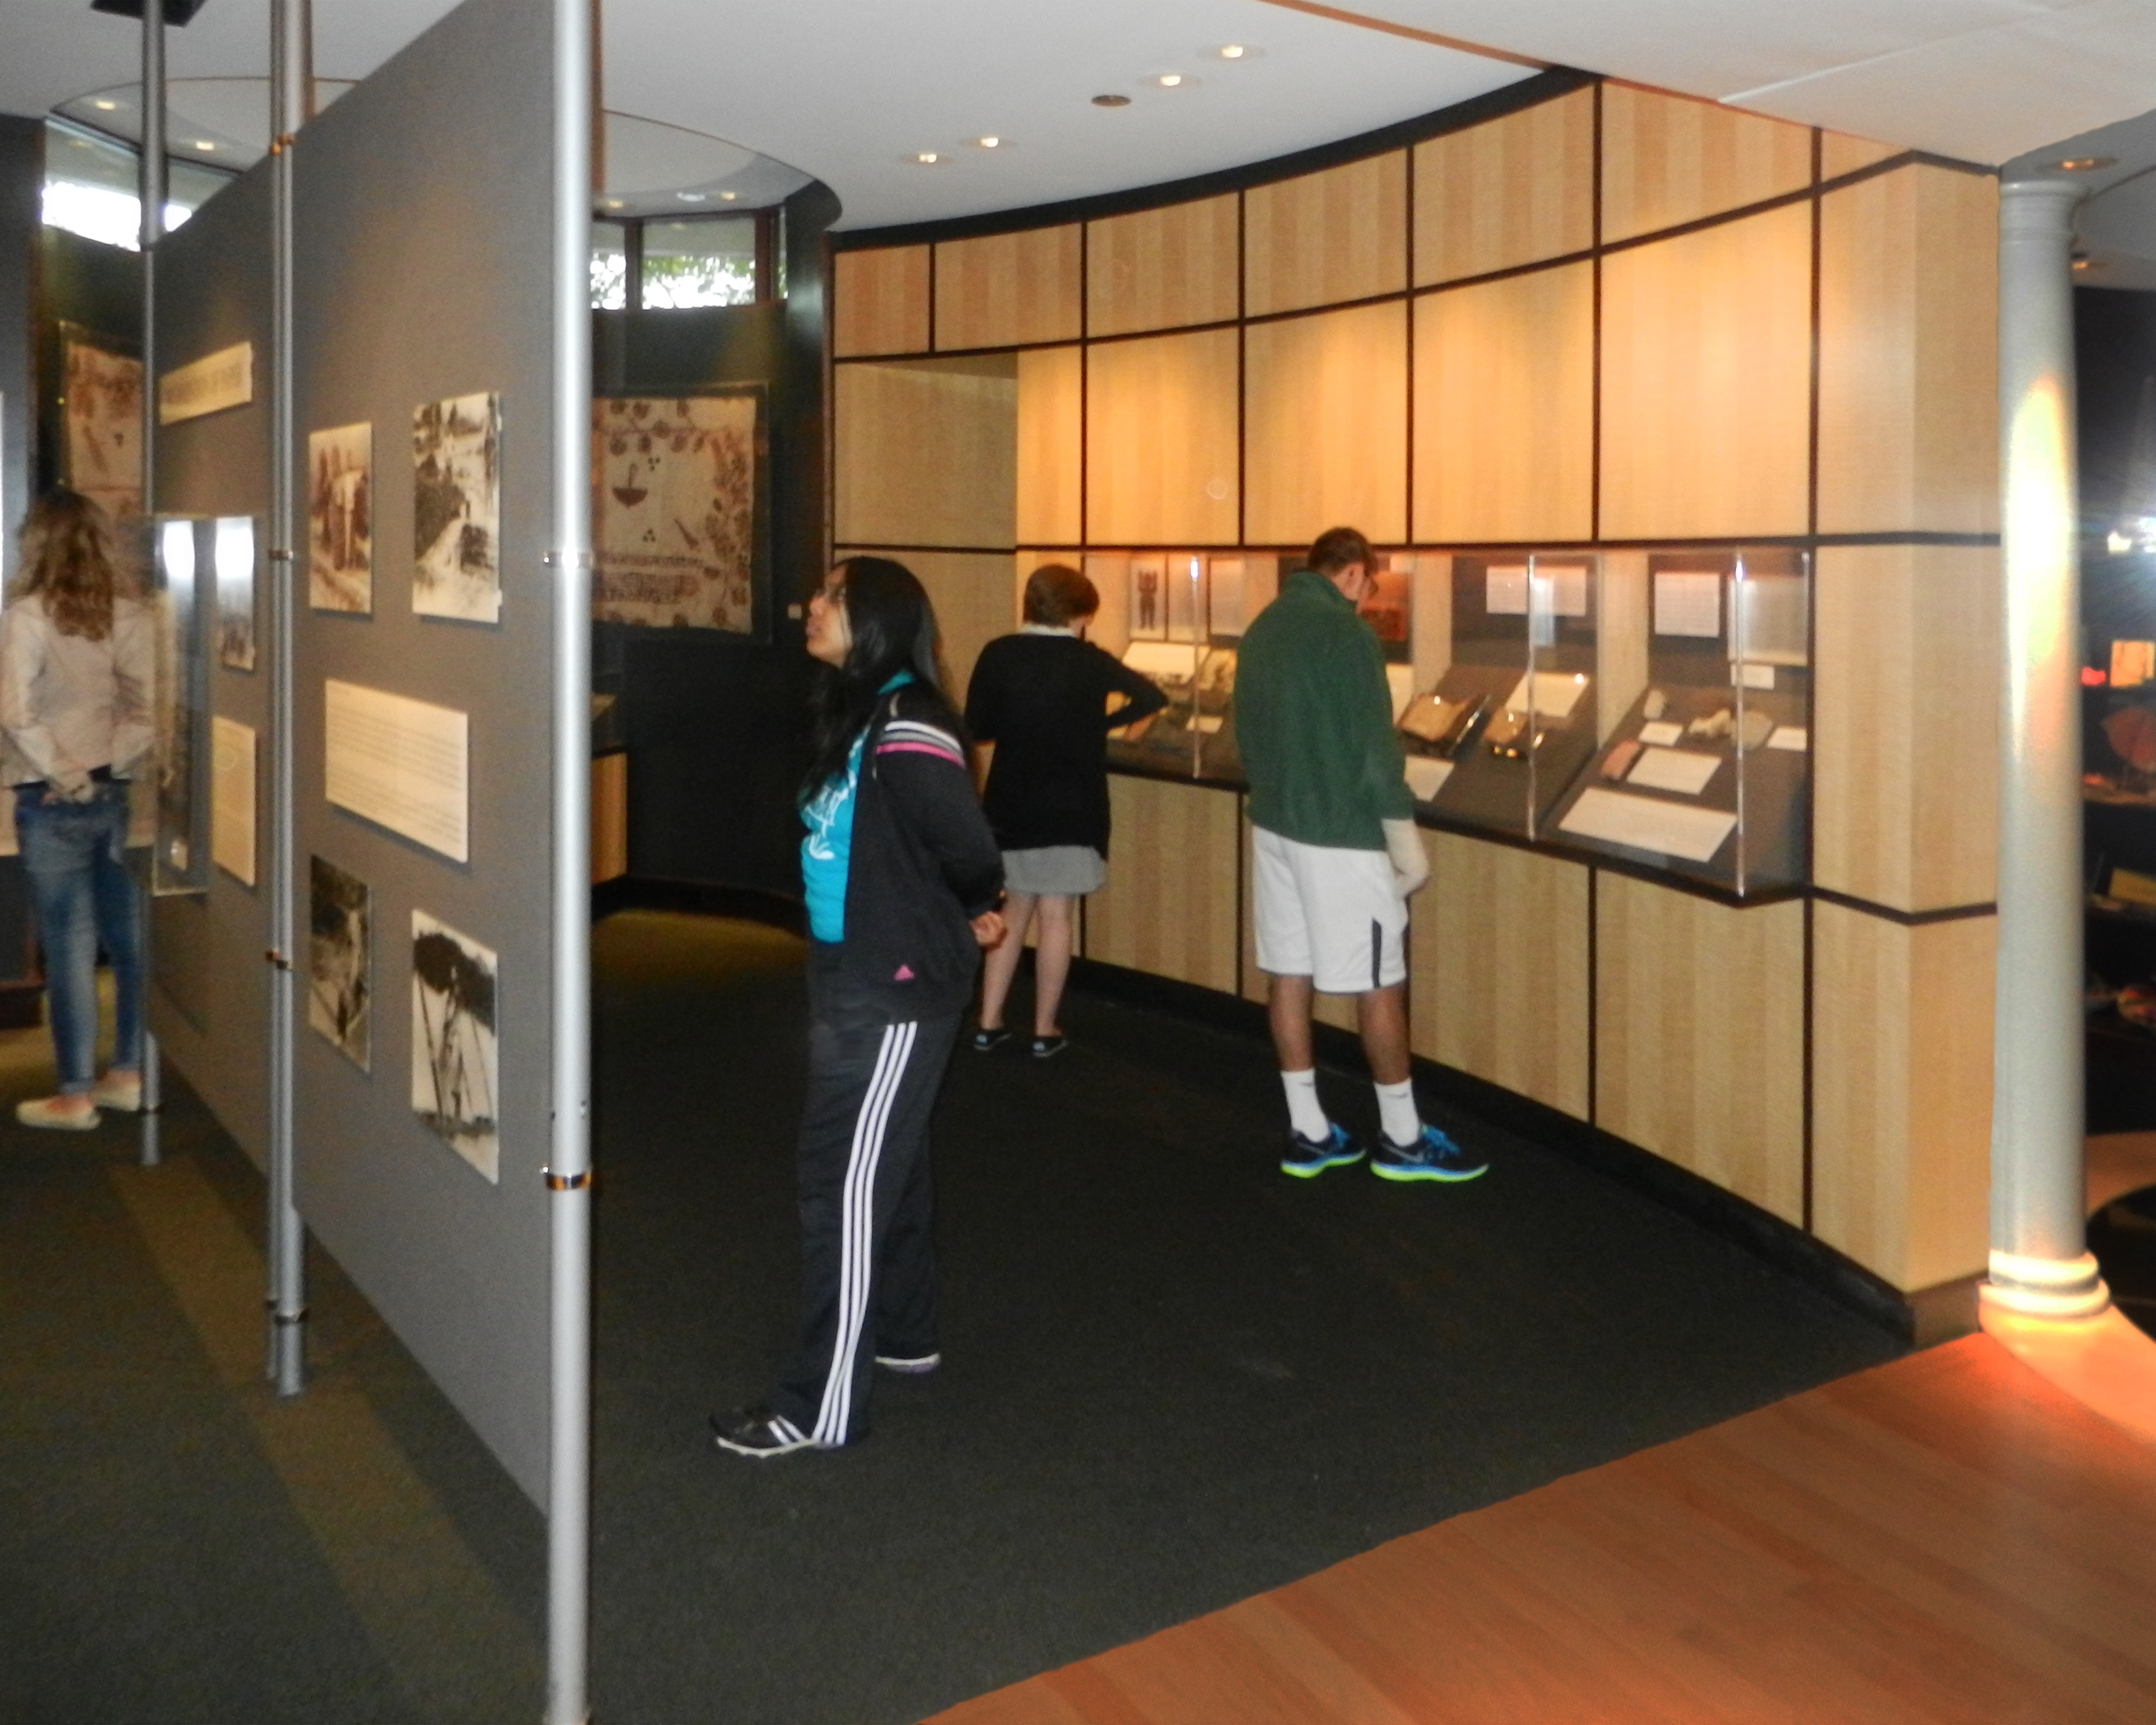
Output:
top-left (93, 99), bottom-right (119, 111)
top-left (192, 140), bottom-right (216, 151)
top-left (975, 136), bottom-right (1001, 149)
top-left (1218, 45), bottom-right (1246, 59)
top-left (604, 198), bottom-right (624, 210)
top-left (2051, 156), bottom-right (2115, 172)
top-left (1090, 93), bottom-right (1130, 107)
top-left (1155, 73), bottom-right (1185, 88)
top-left (915, 151), bottom-right (942, 164)
top-left (720, 191), bottom-right (738, 201)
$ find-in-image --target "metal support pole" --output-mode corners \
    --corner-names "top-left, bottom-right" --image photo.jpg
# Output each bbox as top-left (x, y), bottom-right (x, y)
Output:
top-left (136, 0), bottom-right (167, 1170)
top-left (1985, 178), bottom-right (2110, 1321)
top-left (545, 0), bottom-right (596, 1719)
top-left (264, 0), bottom-right (310, 1396)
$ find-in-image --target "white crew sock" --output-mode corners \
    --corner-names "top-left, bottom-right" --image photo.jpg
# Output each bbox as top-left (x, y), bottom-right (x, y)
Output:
top-left (1375, 1079), bottom-right (1422, 1147)
top-left (1281, 1069), bottom-right (1330, 1141)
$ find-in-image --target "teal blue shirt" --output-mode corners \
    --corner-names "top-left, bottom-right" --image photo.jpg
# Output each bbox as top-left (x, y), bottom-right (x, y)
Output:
top-left (800, 673), bottom-right (914, 942)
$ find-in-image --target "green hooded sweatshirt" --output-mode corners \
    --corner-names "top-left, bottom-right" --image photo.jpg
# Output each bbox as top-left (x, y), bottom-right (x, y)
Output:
top-left (1233, 569), bottom-right (1413, 851)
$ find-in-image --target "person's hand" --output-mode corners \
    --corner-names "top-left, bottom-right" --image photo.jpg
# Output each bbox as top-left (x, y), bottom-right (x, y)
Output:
top-left (1382, 818), bottom-right (1429, 898)
top-left (971, 910), bottom-right (1007, 948)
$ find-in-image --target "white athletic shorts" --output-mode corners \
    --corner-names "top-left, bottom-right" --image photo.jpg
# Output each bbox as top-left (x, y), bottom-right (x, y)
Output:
top-left (1250, 826), bottom-right (1408, 995)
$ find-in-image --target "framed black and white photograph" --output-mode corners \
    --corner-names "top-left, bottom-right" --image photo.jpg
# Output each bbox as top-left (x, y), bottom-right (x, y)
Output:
top-left (214, 515), bottom-right (255, 670)
top-left (412, 910), bottom-right (499, 1182)
top-left (308, 855), bottom-right (371, 1071)
top-left (308, 422), bottom-right (373, 613)
top-left (412, 392), bottom-right (502, 623)
top-left (1128, 553), bottom-right (1165, 641)
top-left (591, 390), bottom-right (764, 635)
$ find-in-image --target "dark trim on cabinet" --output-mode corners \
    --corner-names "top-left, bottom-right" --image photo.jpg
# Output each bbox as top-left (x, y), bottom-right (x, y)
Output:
top-left (834, 68), bottom-right (1599, 253)
top-left (1809, 888), bottom-right (1998, 927)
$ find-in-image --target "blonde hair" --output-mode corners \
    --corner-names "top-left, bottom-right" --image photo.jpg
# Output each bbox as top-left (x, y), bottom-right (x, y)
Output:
top-left (13, 487), bottom-right (132, 641)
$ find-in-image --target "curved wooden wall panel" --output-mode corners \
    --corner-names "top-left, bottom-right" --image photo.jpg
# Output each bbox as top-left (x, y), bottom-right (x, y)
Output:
top-left (832, 244), bottom-right (931, 358)
top-left (1599, 201), bottom-right (1813, 540)
top-left (833, 356), bottom-right (1017, 549)
top-left (1413, 260), bottom-right (1594, 544)
top-left (934, 225), bottom-right (1082, 351)
top-left (1817, 165), bottom-right (1999, 536)
top-left (1087, 777), bottom-right (1241, 993)
top-left (1243, 153), bottom-right (1408, 319)
top-left (1016, 345), bottom-right (1083, 547)
top-left (1084, 328), bottom-right (1241, 546)
top-left (1413, 84), bottom-right (1595, 287)
top-left (868, 548), bottom-right (1015, 698)
top-left (1087, 194), bottom-right (1241, 337)
top-left (1822, 130), bottom-right (1903, 181)
top-left (1600, 82), bottom-right (1814, 244)
top-left (1245, 301), bottom-right (1409, 547)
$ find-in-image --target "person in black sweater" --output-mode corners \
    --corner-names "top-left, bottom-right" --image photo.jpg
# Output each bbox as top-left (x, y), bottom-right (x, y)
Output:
top-left (712, 556), bottom-right (1005, 1459)
top-left (964, 563), bottom-right (1167, 1056)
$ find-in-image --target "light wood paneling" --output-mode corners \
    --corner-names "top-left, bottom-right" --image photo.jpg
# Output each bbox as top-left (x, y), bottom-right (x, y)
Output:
top-left (1410, 830), bottom-right (1590, 1119)
top-left (591, 752), bottom-right (627, 884)
top-left (1412, 262), bottom-right (1593, 543)
top-left (850, 549), bottom-right (1014, 700)
top-left (1243, 153), bottom-right (1408, 318)
top-left (1599, 202), bottom-right (1813, 540)
top-left (935, 1339), bottom-right (2156, 1725)
top-left (832, 245), bottom-right (930, 357)
top-left (1085, 328), bottom-right (1240, 545)
top-left (1823, 130), bottom-right (1903, 180)
top-left (1408, 554), bottom-right (1453, 693)
top-left (1601, 82), bottom-right (1814, 243)
top-left (1814, 544), bottom-right (1999, 913)
top-left (1597, 551), bottom-right (1649, 744)
top-left (1813, 903), bottom-right (1995, 1292)
top-left (1017, 346), bottom-right (1082, 546)
top-left (934, 226), bottom-right (1083, 351)
top-left (1819, 165), bottom-right (1999, 535)
top-left (1413, 86), bottom-right (1594, 286)
top-left (833, 357), bottom-right (1017, 550)
top-left (1088, 195), bottom-right (1240, 337)
top-left (1245, 302), bottom-right (1408, 547)
top-left (1087, 777), bottom-right (1241, 993)
top-left (1595, 875), bottom-right (1805, 1223)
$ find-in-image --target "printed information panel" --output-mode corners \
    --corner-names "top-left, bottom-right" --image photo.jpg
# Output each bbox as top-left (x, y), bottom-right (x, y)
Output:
top-left (324, 679), bottom-right (469, 862)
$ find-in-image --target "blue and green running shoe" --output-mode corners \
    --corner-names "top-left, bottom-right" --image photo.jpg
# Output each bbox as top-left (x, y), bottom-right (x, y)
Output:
top-left (1281, 1123), bottom-right (1366, 1178)
top-left (1371, 1124), bottom-right (1488, 1183)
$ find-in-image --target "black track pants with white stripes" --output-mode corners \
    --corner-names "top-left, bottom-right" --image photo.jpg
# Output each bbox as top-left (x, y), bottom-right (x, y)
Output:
top-left (769, 961), bottom-right (962, 1448)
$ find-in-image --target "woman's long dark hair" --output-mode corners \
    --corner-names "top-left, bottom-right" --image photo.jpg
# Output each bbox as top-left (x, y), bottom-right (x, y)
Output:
top-left (802, 555), bottom-right (966, 799)
top-left (13, 487), bottom-right (136, 640)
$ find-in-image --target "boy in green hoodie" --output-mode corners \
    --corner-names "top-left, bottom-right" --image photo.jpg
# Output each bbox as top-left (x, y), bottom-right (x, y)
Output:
top-left (1234, 526), bottom-right (1486, 1184)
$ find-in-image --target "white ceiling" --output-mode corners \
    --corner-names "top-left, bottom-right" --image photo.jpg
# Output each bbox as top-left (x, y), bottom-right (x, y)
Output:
top-left (5, 0), bottom-right (2156, 231)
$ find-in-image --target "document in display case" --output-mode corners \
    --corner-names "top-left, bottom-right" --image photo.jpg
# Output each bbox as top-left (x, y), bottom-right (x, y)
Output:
top-left (1550, 548), bottom-right (1811, 894)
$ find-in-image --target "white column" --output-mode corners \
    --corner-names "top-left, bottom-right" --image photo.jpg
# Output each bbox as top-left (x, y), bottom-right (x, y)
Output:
top-left (1985, 178), bottom-right (2109, 1321)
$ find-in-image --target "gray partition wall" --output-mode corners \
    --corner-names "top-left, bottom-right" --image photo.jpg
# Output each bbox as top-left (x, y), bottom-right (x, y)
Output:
top-left (152, 163), bottom-right (274, 1163)
top-left (291, 0), bottom-right (562, 1505)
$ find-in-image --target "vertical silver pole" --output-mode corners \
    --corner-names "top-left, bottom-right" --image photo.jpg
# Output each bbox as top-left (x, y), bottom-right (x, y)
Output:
top-left (265, 0), bottom-right (309, 1395)
top-left (1985, 178), bottom-right (2109, 1321)
top-left (546, 0), bottom-right (595, 1718)
top-left (137, 0), bottom-right (167, 1168)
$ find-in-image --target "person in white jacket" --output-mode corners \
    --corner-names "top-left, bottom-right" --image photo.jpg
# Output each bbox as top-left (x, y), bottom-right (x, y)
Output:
top-left (1, 488), bottom-right (153, 1129)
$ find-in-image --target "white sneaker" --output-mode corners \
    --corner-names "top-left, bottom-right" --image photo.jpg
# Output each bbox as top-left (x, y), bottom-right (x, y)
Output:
top-left (16, 1095), bottom-right (100, 1131)
top-left (93, 1071), bottom-right (142, 1113)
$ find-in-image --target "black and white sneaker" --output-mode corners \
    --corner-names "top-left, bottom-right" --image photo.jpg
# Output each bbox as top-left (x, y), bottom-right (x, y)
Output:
top-left (874, 1351), bottom-right (942, 1375)
top-left (710, 1407), bottom-right (822, 1458)
top-left (971, 1026), bottom-right (1012, 1053)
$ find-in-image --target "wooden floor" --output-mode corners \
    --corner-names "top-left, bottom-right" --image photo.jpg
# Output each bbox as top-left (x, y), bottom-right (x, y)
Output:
top-left (930, 1337), bottom-right (2156, 1724)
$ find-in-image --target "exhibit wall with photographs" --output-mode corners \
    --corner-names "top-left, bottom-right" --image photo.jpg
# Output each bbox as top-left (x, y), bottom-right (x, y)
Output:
top-left (277, 0), bottom-right (564, 1504)
top-left (148, 162), bottom-right (274, 1157)
top-left (830, 75), bottom-right (2001, 1316)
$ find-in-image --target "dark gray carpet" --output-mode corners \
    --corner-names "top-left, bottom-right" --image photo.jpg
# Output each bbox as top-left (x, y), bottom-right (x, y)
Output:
top-left (588, 912), bottom-right (1899, 1724)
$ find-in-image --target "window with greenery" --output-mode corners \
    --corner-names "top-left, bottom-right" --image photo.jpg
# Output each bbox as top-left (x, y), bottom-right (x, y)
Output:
top-left (590, 209), bottom-right (777, 312)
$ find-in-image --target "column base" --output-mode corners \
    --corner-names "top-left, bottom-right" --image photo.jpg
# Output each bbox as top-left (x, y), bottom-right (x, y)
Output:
top-left (1982, 1250), bottom-right (2112, 1320)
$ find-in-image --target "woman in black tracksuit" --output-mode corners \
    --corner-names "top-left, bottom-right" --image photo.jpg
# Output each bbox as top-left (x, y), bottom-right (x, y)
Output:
top-left (713, 556), bottom-right (1005, 1458)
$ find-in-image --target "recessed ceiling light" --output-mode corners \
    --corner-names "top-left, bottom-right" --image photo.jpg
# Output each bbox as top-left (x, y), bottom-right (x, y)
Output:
top-left (604, 198), bottom-right (625, 210)
top-left (1218, 45), bottom-right (1246, 59)
top-left (2051, 156), bottom-right (2115, 172)
top-left (915, 151), bottom-right (941, 164)
top-left (676, 190), bottom-right (707, 202)
top-left (92, 99), bottom-right (119, 111)
top-left (192, 140), bottom-right (216, 151)
top-left (720, 191), bottom-right (737, 201)
top-left (975, 136), bottom-right (1001, 149)
top-left (1155, 73), bottom-right (1185, 88)
top-left (1091, 93), bottom-right (1130, 107)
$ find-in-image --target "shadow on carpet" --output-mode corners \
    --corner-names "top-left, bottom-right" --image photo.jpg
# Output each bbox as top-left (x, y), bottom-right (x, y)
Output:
top-left (590, 910), bottom-right (1900, 1725)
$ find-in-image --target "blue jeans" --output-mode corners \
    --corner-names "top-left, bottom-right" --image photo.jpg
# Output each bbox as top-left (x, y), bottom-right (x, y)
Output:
top-left (16, 783), bottom-right (143, 1094)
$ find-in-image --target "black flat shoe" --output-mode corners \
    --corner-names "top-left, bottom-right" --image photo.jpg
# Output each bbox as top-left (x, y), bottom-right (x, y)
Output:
top-left (1029, 1034), bottom-right (1068, 1059)
top-left (971, 1026), bottom-right (1012, 1052)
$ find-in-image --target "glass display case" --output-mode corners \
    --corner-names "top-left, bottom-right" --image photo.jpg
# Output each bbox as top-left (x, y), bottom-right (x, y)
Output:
top-left (1548, 548), bottom-right (1812, 894)
top-left (149, 514), bottom-right (213, 895)
top-left (1394, 551), bottom-right (1601, 839)
top-left (1105, 551), bottom-right (1267, 781)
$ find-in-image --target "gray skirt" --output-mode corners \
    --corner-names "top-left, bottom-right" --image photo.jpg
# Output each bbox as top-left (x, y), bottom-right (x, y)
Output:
top-left (1001, 844), bottom-right (1106, 897)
